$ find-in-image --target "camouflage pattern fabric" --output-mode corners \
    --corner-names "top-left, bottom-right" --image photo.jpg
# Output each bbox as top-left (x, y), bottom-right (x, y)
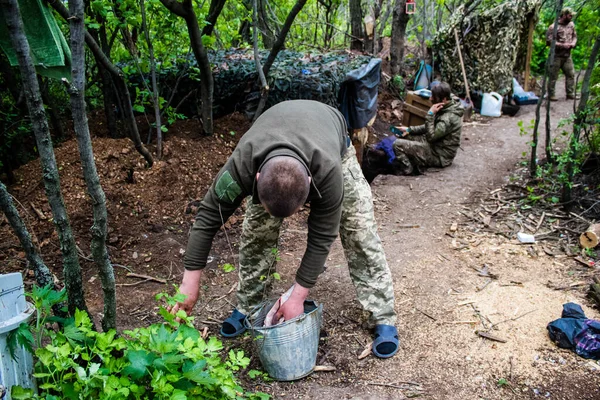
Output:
top-left (236, 198), bottom-right (283, 315)
top-left (392, 136), bottom-right (439, 175)
top-left (404, 100), bottom-right (464, 167)
top-left (434, 0), bottom-right (541, 95)
top-left (237, 146), bottom-right (396, 326)
top-left (549, 56), bottom-right (575, 97)
top-left (546, 21), bottom-right (577, 58)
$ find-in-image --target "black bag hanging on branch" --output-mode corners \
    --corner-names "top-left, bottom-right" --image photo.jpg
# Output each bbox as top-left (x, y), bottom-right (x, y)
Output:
top-left (338, 58), bottom-right (382, 130)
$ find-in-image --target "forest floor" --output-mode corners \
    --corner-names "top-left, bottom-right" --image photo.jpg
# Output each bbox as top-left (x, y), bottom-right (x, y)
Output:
top-left (2, 79), bottom-right (600, 399)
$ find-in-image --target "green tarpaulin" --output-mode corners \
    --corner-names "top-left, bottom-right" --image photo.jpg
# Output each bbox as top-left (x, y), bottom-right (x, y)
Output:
top-left (0, 0), bottom-right (71, 80)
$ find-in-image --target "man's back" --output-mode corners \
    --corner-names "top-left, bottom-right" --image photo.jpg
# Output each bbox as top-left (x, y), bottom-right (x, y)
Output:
top-left (232, 100), bottom-right (348, 199)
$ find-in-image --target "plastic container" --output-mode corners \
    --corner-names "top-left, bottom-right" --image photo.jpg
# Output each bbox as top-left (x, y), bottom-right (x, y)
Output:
top-left (246, 300), bottom-right (322, 381)
top-left (480, 92), bottom-right (503, 117)
top-left (1, 273), bottom-right (36, 399)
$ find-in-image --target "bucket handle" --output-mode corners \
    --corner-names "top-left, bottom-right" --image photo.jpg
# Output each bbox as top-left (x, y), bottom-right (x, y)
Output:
top-left (489, 92), bottom-right (502, 101)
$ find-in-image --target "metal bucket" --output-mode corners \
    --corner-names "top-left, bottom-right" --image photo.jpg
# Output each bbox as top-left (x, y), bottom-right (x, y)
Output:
top-left (246, 300), bottom-right (322, 381)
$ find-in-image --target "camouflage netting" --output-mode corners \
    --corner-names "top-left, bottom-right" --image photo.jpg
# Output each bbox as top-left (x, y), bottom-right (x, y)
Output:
top-left (433, 0), bottom-right (541, 95)
top-left (138, 50), bottom-right (373, 118)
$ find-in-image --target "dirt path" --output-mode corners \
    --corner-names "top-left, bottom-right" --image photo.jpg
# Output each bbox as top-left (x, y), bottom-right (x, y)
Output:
top-left (262, 90), bottom-right (600, 399)
top-left (3, 82), bottom-right (599, 399)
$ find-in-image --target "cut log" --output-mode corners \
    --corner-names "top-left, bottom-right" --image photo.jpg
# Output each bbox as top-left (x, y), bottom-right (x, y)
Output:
top-left (579, 223), bottom-right (600, 249)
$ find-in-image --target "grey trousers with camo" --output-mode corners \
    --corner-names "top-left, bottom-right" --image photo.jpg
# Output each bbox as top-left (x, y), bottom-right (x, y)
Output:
top-left (236, 145), bottom-right (397, 326)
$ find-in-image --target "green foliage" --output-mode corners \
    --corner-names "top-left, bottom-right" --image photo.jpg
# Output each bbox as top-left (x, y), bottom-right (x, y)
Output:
top-left (531, 0), bottom-right (600, 74)
top-left (585, 248), bottom-right (597, 258)
top-left (0, 92), bottom-right (35, 172)
top-left (12, 286), bottom-right (269, 400)
top-left (221, 263), bottom-right (236, 273)
top-left (497, 378), bottom-right (509, 387)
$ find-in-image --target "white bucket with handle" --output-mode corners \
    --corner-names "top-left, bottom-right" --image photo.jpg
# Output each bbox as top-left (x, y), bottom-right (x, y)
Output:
top-left (480, 92), bottom-right (503, 117)
top-left (0, 273), bottom-right (36, 399)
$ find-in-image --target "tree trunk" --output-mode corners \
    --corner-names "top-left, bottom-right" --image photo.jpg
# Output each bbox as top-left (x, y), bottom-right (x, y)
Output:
top-left (544, 0), bottom-right (563, 163)
top-left (262, 0), bottom-right (309, 76)
top-left (112, 0), bottom-right (138, 55)
top-left (562, 35), bottom-right (600, 205)
top-left (258, 0), bottom-right (276, 48)
top-left (233, 0), bottom-right (253, 47)
top-left (253, 0), bottom-right (308, 120)
top-left (39, 77), bottom-right (66, 139)
top-left (140, 0), bottom-right (162, 158)
top-left (390, 0), bottom-right (409, 76)
top-left (349, 0), bottom-right (364, 51)
top-left (0, 181), bottom-right (54, 288)
top-left (1, 0), bottom-right (88, 315)
top-left (97, 19), bottom-right (118, 137)
top-left (202, 0), bottom-right (227, 37)
top-left (252, 0), bottom-right (269, 123)
top-left (48, 0), bottom-right (154, 166)
top-left (160, 0), bottom-right (214, 135)
top-left (530, 0), bottom-right (563, 176)
top-left (372, 0), bottom-right (383, 55)
top-left (65, 0), bottom-right (116, 331)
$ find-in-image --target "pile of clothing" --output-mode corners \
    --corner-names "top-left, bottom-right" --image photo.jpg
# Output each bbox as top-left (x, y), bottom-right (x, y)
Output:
top-left (547, 303), bottom-right (600, 360)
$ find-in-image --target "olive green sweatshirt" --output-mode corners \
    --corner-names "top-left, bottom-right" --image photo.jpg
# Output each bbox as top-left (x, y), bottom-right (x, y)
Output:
top-left (184, 100), bottom-right (349, 288)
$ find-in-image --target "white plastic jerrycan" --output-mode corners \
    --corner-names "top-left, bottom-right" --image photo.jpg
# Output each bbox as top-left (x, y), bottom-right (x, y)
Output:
top-left (480, 92), bottom-right (503, 117)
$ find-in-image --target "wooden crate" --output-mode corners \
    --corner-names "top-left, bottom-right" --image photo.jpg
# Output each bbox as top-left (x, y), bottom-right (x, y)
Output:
top-left (402, 91), bottom-right (433, 127)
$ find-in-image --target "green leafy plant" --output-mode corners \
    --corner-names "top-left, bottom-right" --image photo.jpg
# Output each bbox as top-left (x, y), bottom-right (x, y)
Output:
top-left (585, 248), bottom-right (597, 258)
top-left (221, 263), bottom-right (236, 273)
top-left (497, 378), bottom-right (509, 387)
top-left (12, 286), bottom-right (269, 399)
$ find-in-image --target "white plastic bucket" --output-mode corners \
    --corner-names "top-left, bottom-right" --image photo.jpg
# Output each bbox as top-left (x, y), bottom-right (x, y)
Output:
top-left (480, 92), bottom-right (503, 117)
top-left (0, 273), bottom-right (35, 399)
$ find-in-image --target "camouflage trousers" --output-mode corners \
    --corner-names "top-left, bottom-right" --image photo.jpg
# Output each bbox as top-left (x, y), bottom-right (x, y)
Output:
top-left (549, 56), bottom-right (575, 98)
top-left (236, 145), bottom-right (397, 325)
top-left (393, 135), bottom-right (441, 174)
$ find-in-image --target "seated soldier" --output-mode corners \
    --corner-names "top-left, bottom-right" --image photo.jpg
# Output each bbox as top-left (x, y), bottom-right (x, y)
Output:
top-left (392, 82), bottom-right (463, 175)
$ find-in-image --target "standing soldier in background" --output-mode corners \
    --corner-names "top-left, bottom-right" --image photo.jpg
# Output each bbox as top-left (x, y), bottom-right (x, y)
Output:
top-left (547, 7), bottom-right (577, 101)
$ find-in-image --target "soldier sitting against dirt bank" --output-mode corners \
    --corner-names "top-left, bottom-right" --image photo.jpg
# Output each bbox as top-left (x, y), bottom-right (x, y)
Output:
top-left (170, 100), bottom-right (399, 358)
top-left (362, 82), bottom-right (463, 182)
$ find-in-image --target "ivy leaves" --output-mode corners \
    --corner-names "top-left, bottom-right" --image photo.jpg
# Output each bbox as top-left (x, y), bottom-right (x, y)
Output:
top-left (12, 286), bottom-right (269, 399)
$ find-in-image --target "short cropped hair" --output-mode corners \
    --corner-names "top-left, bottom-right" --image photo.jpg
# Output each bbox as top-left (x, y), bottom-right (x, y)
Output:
top-left (257, 156), bottom-right (310, 218)
top-left (431, 82), bottom-right (452, 102)
top-left (561, 7), bottom-right (574, 17)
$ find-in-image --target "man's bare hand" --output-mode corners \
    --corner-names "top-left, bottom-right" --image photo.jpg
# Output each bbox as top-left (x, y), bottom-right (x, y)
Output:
top-left (273, 283), bottom-right (309, 323)
top-left (429, 103), bottom-right (445, 115)
top-left (394, 126), bottom-right (410, 137)
top-left (169, 269), bottom-right (202, 320)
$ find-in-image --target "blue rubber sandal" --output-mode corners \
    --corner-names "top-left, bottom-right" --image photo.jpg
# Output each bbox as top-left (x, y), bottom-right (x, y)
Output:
top-left (220, 309), bottom-right (247, 338)
top-left (372, 324), bottom-right (399, 358)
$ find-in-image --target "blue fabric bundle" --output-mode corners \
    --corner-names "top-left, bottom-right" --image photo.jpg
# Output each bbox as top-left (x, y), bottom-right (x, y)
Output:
top-left (375, 136), bottom-right (397, 164)
top-left (547, 303), bottom-right (600, 360)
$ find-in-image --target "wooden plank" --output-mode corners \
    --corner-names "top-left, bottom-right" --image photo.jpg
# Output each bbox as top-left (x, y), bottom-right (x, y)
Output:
top-left (403, 103), bottom-right (428, 118)
top-left (406, 92), bottom-right (433, 107)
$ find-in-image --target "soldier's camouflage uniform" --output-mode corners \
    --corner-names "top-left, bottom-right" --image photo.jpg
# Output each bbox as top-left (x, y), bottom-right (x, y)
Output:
top-left (546, 21), bottom-right (577, 98)
top-left (184, 100), bottom-right (396, 326)
top-left (237, 145), bottom-right (396, 326)
top-left (393, 99), bottom-right (464, 174)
